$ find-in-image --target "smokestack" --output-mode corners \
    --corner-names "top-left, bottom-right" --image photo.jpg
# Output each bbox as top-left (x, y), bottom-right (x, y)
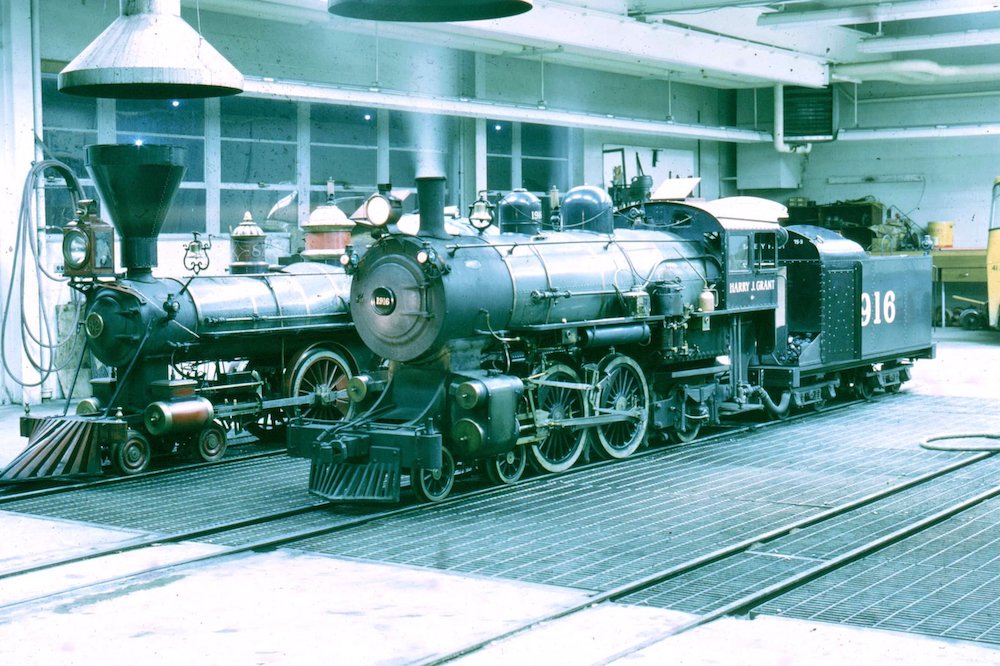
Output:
top-left (86, 144), bottom-right (186, 278)
top-left (415, 176), bottom-right (449, 239)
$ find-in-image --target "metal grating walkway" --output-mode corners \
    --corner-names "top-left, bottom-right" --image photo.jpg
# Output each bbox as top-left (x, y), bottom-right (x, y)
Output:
top-left (755, 499), bottom-right (1000, 644)
top-left (288, 395), bottom-right (1000, 602)
top-left (0, 456), bottom-right (319, 533)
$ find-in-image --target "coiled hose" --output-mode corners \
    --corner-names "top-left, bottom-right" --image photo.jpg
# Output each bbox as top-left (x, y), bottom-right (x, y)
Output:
top-left (0, 159), bottom-right (85, 394)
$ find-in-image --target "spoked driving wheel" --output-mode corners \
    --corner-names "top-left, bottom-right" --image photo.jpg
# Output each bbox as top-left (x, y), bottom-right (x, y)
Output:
top-left (592, 354), bottom-right (649, 459)
top-left (529, 363), bottom-right (589, 473)
top-left (484, 446), bottom-right (527, 485)
top-left (286, 347), bottom-right (354, 421)
top-left (411, 447), bottom-right (455, 503)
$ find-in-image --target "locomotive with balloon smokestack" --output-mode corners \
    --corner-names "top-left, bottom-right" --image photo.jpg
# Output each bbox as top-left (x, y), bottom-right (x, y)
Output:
top-left (2, 143), bottom-right (371, 480)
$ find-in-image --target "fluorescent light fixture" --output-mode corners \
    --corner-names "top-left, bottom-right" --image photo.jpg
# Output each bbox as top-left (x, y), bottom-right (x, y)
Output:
top-left (759, 0), bottom-right (1000, 28)
top-left (840, 123), bottom-right (1000, 140)
top-left (859, 28), bottom-right (1000, 53)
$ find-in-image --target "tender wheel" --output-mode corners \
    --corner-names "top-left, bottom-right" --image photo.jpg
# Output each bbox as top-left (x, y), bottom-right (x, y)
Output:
top-left (195, 420), bottom-right (228, 462)
top-left (592, 354), bottom-right (649, 459)
top-left (484, 447), bottom-right (527, 485)
top-left (111, 430), bottom-right (152, 475)
top-left (529, 363), bottom-right (589, 473)
top-left (412, 447), bottom-right (455, 503)
top-left (286, 347), bottom-right (354, 421)
top-left (854, 371), bottom-right (876, 400)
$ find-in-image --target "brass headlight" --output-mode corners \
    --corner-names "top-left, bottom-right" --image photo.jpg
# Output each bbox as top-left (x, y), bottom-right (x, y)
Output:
top-left (63, 228), bottom-right (90, 270)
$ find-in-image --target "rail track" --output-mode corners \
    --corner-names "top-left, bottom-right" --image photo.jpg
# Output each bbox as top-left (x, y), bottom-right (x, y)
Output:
top-left (0, 394), bottom-right (877, 609)
top-left (421, 449), bottom-right (1000, 664)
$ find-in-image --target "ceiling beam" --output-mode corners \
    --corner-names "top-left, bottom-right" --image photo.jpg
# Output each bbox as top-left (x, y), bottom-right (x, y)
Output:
top-left (196, 0), bottom-right (829, 88)
top-left (758, 0), bottom-right (1000, 28)
top-left (425, 1), bottom-right (829, 87)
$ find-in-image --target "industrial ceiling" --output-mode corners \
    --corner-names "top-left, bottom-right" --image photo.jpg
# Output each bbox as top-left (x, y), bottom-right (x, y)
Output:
top-left (199, 0), bottom-right (1000, 90)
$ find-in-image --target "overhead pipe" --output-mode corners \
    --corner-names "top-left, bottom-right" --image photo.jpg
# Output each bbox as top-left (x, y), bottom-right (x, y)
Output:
top-left (772, 84), bottom-right (812, 155)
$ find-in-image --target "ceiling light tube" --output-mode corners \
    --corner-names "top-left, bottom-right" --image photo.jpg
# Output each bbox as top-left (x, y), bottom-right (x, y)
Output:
top-left (858, 28), bottom-right (1000, 53)
top-left (758, 0), bottom-right (1000, 28)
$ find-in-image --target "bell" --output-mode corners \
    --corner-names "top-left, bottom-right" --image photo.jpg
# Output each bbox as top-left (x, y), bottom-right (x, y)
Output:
top-left (59, 0), bottom-right (243, 99)
top-left (328, 0), bottom-right (533, 22)
top-left (468, 191), bottom-right (494, 229)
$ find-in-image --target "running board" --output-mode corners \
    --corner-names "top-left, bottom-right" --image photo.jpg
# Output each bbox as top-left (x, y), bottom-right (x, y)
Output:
top-left (309, 459), bottom-right (401, 502)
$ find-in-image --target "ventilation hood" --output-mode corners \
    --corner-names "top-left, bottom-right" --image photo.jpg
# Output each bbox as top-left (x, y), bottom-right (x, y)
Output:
top-left (328, 0), bottom-right (532, 22)
top-left (59, 0), bottom-right (243, 99)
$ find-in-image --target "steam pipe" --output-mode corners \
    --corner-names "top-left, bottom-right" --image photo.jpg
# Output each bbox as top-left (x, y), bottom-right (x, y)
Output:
top-left (755, 385), bottom-right (792, 417)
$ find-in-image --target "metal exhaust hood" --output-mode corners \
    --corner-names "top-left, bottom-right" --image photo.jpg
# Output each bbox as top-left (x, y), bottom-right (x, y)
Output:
top-left (328, 0), bottom-right (533, 22)
top-left (59, 0), bottom-right (243, 99)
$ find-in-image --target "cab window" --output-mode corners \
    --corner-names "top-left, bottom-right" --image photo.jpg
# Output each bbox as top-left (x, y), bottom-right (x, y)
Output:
top-left (727, 234), bottom-right (751, 273)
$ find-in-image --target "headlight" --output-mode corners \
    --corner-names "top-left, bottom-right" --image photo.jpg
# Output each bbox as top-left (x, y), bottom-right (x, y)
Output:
top-left (63, 229), bottom-right (90, 269)
top-left (365, 193), bottom-right (401, 227)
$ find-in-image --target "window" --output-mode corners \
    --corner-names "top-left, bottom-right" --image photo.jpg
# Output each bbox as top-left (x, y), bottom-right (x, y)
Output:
top-left (728, 234), bottom-right (751, 272)
top-left (117, 97), bottom-right (206, 233)
top-left (389, 111), bottom-right (452, 188)
top-left (311, 104), bottom-right (377, 216)
top-left (40, 77), bottom-right (98, 229)
top-left (487, 120), bottom-right (512, 191)
top-left (220, 96), bottom-right (296, 232)
top-left (754, 232), bottom-right (778, 269)
top-left (522, 123), bottom-right (569, 194)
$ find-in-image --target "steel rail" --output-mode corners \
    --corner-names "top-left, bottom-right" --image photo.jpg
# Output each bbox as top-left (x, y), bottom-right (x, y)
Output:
top-left (418, 450), bottom-right (996, 666)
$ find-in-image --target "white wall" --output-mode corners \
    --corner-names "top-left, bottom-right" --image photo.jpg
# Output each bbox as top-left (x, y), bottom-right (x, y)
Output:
top-left (798, 135), bottom-right (1000, 248)
top-left (736, 86), bottom-right (1000, 248)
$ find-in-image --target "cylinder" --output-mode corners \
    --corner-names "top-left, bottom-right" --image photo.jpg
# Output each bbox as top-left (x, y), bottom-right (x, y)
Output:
top-left (927, 221), bottom-right (954, 249)
top-left (648, 281), bottom-right (684, 316)
top-left (144, 397), bottom-right (214, 436)
top-left (579, 323), bottom-right (651, 348)
top-left (698, 287), bottom-right (716, 313)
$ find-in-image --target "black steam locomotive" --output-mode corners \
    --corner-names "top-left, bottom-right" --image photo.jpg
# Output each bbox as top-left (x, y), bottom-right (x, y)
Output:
top-left (291, 176), bottom-right (934, 503)
top-left (2, 144), bottom-right (370, 481)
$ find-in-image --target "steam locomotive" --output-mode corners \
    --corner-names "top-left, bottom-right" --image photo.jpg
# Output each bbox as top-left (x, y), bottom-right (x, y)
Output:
top-left (2, 144), bottom-right (371, 481)
top-left (291, 176), bottom-right (935, 503)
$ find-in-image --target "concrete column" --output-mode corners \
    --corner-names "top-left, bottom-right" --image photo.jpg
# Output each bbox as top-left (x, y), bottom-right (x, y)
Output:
top-left (0, 0), bottom-right (42, 404)
top-left (511, 123), bottom-right (522, 190)
top-left (297, 102), bottom-right (311, 226)
top-left (377, 109), bottom-right (390, 184)
top-left (204, 97), bottom-right (221, 235)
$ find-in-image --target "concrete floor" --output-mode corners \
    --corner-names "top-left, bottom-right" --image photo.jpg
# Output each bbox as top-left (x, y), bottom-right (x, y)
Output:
top-left (1, 327), bottom-right (999, 665)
